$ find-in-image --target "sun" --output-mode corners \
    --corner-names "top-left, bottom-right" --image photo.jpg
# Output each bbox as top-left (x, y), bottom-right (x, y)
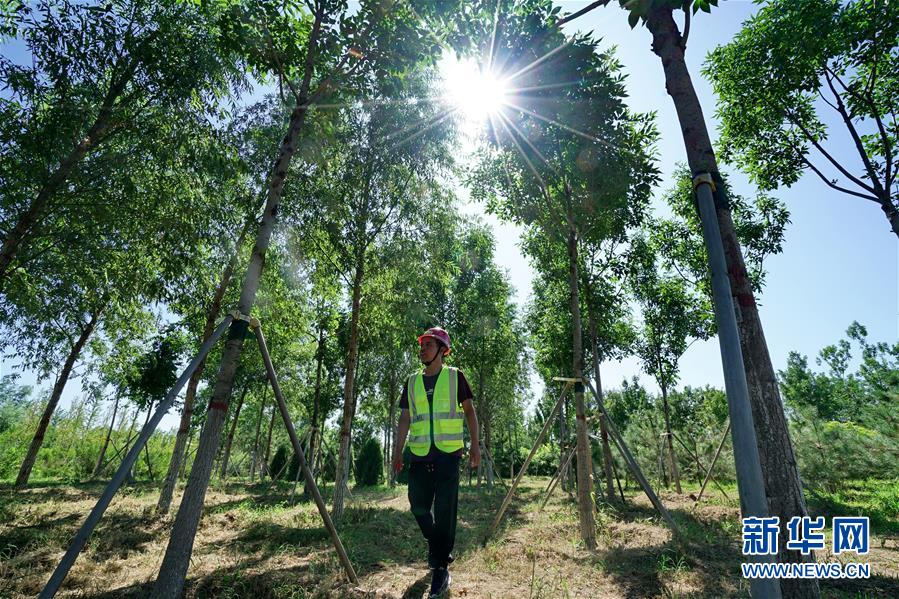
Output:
top-left (440, 54), bottom-right (509, 128)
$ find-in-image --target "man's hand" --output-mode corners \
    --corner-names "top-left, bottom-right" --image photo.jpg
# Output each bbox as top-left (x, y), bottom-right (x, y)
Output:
top-left (392, 451), bottom-right (404, 474)
top-left (469, 444), bottom-right (481, 470)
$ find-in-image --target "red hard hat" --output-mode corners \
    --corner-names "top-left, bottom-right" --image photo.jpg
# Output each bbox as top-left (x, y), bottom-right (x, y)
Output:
top-left (418, 327), bottom-right (451, 355)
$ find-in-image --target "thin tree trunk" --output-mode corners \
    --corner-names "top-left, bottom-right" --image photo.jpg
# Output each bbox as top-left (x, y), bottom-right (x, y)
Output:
top-left (333, 256), bottom-right (365, 520)
top-left (93, 390), bottom-right (121, 479)
top-left (476, 378), bottom-right (485, 489)
top-left (484, 419), bottom-right (494, 490)
top-left (659, 381), bottom-right (681, 494)
top-left (219, 385), bottom-right (248, 480)
top-left (264, 402), bottom-right (276, 473)
top-left (567, 219), bottom-right (596, 550)
top-left (151, 9), bottom-right (325, 595)
top-left (588, 309), bottom-right (615, 502)
top-left (180, 430), bottom-right (193, 479)
top-left (16, 303), bottom-right (104, 487)
top-left (388, 374), bottom-right (397, 487)
top-left (141, 402), bottom-right (155, 481)
top-left (645, 7), bottom-right (817, 597)
top-left (249, 385), bottom-right (266, 482)
top-left (305, 323), bottom-right (325, 493)
top-left (559, 390), bottom-right (569, 491)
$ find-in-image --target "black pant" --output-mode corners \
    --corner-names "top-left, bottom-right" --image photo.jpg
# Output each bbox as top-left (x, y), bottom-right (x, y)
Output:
top-left (408, 454), bottom-right (460, 569)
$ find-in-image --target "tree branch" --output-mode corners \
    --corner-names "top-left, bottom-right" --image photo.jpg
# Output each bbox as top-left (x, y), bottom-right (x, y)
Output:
top-left (799, 155), bottom-right (880, 203)
top-left (785, 109), bottom-right (877, 194)
top-left (556, 0), bottom-right (609, 27)
top-left (823, 67), bottom-right (887, 198)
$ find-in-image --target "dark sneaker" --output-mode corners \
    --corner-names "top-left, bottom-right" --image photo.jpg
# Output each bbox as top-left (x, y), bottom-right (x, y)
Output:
top-left (428, 567), bottom-right (451, 598)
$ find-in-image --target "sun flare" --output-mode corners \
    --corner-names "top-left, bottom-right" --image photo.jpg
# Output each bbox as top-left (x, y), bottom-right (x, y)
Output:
top-left (440, 55), bottom-right (509, 127)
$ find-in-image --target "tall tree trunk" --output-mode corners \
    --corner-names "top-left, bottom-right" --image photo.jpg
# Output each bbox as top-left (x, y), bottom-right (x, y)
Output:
top-left (264, 401), bottom-right (276, 476)
top-left (484, 418), bottom-right (494, 490)
top-left (659, 380), bottom-right (681, 493)
top-left (645, 7), bottom-right (817, 597)
top-left (180, 430), bottom-right (193, 479)
top-left (476, 376), bottom-right (485, 489)
top-left (16, 303), bottom-right (104, 487)
top-left (249, 385), bottom-right (266, 482)
top-left (388, 373), bottom-right (397, 487)
top-left (332, 258), bottom-right (365, 520)
top-left (588, 309), bottom-right (615, 502)
top-left (141, 402), bottom-right (156, 481)
top-left (305, 323), bottom-right (325, 493)
top-left (219, 385), bottom-right (248, 479)
top-left (559, 388), bottom-right (569, 491)
top-left (567, 220), bottom-right (596, 550)
top-left (151, 10), bottom-right (324, 595)
top-left (157, 220), bottom-right (248, 514)
top-left (93, 390), bottom-right (121, 479)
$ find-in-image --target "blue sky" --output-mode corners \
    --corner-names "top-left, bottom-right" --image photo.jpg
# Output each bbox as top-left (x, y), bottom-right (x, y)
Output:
top-left (478, 0), bottom-right (898, 398)
top-left (2, 0), bottom-right (896, 425)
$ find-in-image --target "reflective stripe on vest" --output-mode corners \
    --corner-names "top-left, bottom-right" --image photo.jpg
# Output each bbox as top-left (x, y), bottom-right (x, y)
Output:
top-left (407, 367), bottom-right (464, 456)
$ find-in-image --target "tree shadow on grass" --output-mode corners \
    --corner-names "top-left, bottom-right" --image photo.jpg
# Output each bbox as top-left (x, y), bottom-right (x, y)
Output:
top-left (820, 574), bottom-right (899, 598)
top-left (587, 498), bottom-right (747, 598)
top-left (221, 482), bottom-right (531, 584)
top-left (0, 512), bottom-right (81, 560)
top-left (86, 511), bottom-right (158, 561)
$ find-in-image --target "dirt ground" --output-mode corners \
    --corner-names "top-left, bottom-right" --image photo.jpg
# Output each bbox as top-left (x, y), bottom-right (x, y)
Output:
top-left (1, 477), bottom-right (896, 598)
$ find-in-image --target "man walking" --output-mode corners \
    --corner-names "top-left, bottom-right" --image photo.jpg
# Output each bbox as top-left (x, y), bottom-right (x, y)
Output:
top-left (393, 326), bottom-right (480, 598)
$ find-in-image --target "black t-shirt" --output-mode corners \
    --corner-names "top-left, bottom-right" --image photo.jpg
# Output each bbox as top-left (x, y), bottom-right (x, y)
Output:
top-left (399, 367), bottom-right (474, 461)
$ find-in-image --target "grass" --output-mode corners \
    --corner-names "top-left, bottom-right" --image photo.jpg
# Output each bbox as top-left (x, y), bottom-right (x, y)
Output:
top-left (0, 477), bottom-right (896, 598)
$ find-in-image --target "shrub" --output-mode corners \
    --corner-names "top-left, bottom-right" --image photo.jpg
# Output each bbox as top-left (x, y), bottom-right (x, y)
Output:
top-left (355, 436), bottom-right (383, 486)
top-left (269, 445), bottom-right (288, 480)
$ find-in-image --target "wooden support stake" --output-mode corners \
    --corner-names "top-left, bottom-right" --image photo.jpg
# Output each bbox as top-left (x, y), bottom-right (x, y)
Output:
top-left (254, 324), bottom-right (358, 585)
top-left (669, 432), bottom-right (729, 501)
top-left (483, 382), bottom-right (572, 545)
top-left (694, 421), bottom-right (731, 508)
top-left (541, 444), bottom-right (576, 509)
top-left (583, 379), bottom-right (680, 538)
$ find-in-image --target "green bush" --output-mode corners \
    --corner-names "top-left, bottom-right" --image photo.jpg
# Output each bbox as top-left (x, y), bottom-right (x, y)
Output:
top-left (354, 436), bottom-right (383, 486)
top-left (790, 409), bottom-right (899, 492)
top-left (269, 445), bottom-right (288, 480)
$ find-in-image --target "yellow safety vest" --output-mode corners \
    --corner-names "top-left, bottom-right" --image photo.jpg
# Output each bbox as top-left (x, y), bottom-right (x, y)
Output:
top-left (407, 367), bottom-right (464, 456)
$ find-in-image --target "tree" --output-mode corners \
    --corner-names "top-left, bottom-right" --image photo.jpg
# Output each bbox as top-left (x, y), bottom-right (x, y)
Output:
top-left (705, 0), bottom-right (899, 237)
top-left (470, 1), bottom-right (658, 548)
top-left (555, 3), bottom-right (818, 592)
top-left (630, 236), bottom-right (713, 492)
top-left (446, 225), bottom-right (525, 490)
top-left (293, 68), bottom-right (456, 519)
top-left (152, 0), bottom-right (456, 593)
top-left (0, 0), bottom-right (244, 288)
